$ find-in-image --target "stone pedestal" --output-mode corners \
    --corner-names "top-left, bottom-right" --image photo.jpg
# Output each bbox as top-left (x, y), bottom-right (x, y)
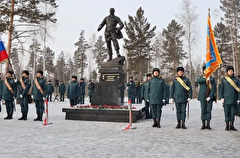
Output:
top-left (92, 56), bottom-right (126, 105)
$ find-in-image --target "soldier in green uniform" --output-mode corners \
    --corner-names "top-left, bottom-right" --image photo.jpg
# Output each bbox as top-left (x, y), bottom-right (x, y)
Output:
top-left (2, 70), bottom-right (17, 119)
top-left (32, 70), bottom-right (47, 121)
top-left (17, 70), bottom-right (31, 120)
top-left (59, 81), bottom-right (66, 102)
top-left (197, 66), bottom-right (216, 129)
top-left (146, 68), bottom-right (166, 128)
top-left (141, 73), bottom-right (152, 119)
top-left (219, 66), bottom-right (240, 131)
top-left (126, 76), bottom-right (135, 103)
top-left (87, 80), bottom-right (95, 104)
top-left (67, 76), bottom-right (80, 107)
top-left (46, 80), bottom-right (54, 102)
top-left (170, 67), bottom-right (192, 129)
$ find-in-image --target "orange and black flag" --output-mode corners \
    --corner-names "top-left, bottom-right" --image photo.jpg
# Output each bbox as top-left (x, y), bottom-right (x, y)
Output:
top-left (205, 9), bottom-right (222, 79)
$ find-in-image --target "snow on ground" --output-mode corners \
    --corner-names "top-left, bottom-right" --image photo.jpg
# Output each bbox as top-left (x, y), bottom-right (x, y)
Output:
top-left (0, 98), bottom-right (240, 158)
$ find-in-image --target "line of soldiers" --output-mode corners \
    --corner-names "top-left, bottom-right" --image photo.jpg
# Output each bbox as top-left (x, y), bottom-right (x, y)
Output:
top-left (135, 66), bottom-right (240, 130)
top-left (125, 77), bottom-right (143, 104)
top-left (67, 76), bottom-right (95, 107)
top-left (0, 70), bottom-right (96, 121)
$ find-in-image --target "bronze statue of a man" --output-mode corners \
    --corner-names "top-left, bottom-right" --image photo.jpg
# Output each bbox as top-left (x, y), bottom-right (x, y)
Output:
top-left (97, 8), bottom-right (124, 61)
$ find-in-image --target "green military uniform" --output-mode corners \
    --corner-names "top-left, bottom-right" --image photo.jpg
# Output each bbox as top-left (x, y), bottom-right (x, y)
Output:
top-left (170, 67), bottom-right (192, 129)
top-left (32, 72), bottom-right (47, 121)
top-left (219, 66), bottom-right (240, 131)
top-left (126, 77), bottom-right (135, 103)
top-left (141, 73), bottom-right (152, 119)
top-left (2, 72), bottom-right (17, 119)
top-left (87, 81), bottom-right (95, 104)
top-left (146, 68), bottom-right (166, 128)
top-left (197, 75), bottom-right (216, 129)
top-left (59, 82), bottom-right (66, 101)
top-left (46, 82), bottom-right (54, 102)
top-left (17, 74), bottom-right (31, 120)
top-left (67, 76), bottom-right (80, 107)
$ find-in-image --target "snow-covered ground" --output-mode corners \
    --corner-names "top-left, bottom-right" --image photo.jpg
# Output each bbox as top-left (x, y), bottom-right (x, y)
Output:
top-left (0, 98), bottom-right (240, 158)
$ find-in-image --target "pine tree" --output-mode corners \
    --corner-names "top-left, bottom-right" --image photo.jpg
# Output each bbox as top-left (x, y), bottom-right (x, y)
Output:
top-left (55, 51), bottom-right (66, 81)
top-left (220, 0), bottom-right (240, 74)
top-left (92, 36), bottom-right (108, 68)
top-left (161, 19), bottom-right (186, 77)
top-left (44, 47), bottom-right (55, 72)
top-left (0, 0), bottom-right (57, 33)
top-left (10, 47), bottom-right (20, 78)
top-left (74, 30), bottom-right (91, 79)
top-left (124, 7), bottom-right (156, 79)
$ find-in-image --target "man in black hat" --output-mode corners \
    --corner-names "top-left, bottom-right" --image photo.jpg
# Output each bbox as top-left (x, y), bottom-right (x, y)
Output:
top-left (141, 73), bottom-right (152, 119)
top-left (146, 68), bottom-right (166, 128)
top-left (97, 8), bottom-right (124, 61)
top-left (170, 66), bottom-right (192, 129)
top-left (79, 78), bottom-right (86, 104)
top-left (17, 70), bottom-right (31, 120)
top-left (219, 66), bottom-right (240, 131)
top-left (126, 76), bottom-right (135, 103)
top-left (32, 70), bottom-right (47, 121)
top-left (67, 76), bottom-right (80, 107)
top-left (197, 66), bottom-right (216, 129)
top-left (2, 70), bottom-right (17, 119)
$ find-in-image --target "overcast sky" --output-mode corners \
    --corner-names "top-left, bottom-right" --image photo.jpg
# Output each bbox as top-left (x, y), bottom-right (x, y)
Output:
top-left (1, 0), bottom-right (222, 66)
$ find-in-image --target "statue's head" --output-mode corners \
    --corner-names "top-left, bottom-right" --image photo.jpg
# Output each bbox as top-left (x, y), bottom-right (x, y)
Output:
top-left (109, 8), bottom-right (115, 15)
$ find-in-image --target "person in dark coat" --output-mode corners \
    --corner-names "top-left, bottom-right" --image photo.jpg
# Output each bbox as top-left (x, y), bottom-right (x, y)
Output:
top-left (170, 67), bottom-right (192, 129)
top-left (32, 70), bottom-right (47, 121)
top-left (219, 66), bottom-right (240, 131)
top-left (146, 68), bottom-right (166, 128)
top-left (126, 76), bottom-right (135, 103)
top-left (59, 81), bottom-right (66, 102)
top-left (67, 76), bottom-right (80, 107)
top-left (197, 66), bottom-right (216, 129)
top-left (46, 80), bottom-right (54, 102)
top-left (17, 70), bottom-right (31, 120)
top-left (79, 78), bottom-right (86, 104)
top-left (2, 70), bottom-right (17, 119)
top-left (87, 80), bottom-right (95, 104)
top-left (141, 73), bottom-right (152, 119)
top-left (118, 82), bottom-right (126, 103)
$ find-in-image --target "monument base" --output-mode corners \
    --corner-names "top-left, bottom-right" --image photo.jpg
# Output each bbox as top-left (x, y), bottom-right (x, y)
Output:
top-left (62, 107), bottom-right (145, 123)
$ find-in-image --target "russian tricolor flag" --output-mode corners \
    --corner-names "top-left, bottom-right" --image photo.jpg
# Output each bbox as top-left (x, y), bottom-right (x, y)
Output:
top-left (0, 35), bottom-right (9, 62)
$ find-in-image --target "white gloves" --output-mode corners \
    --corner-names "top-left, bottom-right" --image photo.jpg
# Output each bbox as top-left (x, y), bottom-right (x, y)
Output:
top-left (43, 97), bottom-right (46, 100)
top-left (146, 100), bottom-right (149, 102)
top-left (206, 97), bottom-right (211, 101)
top-left (221, 98), bottom-right (224, 104)
top-left (206, 77), bottom-right (210, 81)
top-left (237, 100), bottom-right (240, 104)
top-left (20, 95), bottom-right (23, 98)
top-left (14, 79), bottom-right (17, 83)
top-left (31, 95), bottom-right (33, 99)
top-left (170, 98), bottom-right (174, 104)
top-left (187, 98), bottom-right (191, 102)
top-left (163, 99), bottom-right (165, 102)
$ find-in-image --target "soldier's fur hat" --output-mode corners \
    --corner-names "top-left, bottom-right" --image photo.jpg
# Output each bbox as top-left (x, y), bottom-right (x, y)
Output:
top-left (226, 66), bottom-right (234, 72)
top-left (22, 70), bottom-right (29, 76)
top-left (177, 66), bottom-right (184, 72)
top-left (146, 73), bottom-right (152, 77)
top-left (72, 76), bottom-right (77, 80)
top-left (152, 68), bottom-right (160, 74)
top-left (36, 70), bottom-right (43, 75)
top-left (6, 70), bottom-right (14, 75)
